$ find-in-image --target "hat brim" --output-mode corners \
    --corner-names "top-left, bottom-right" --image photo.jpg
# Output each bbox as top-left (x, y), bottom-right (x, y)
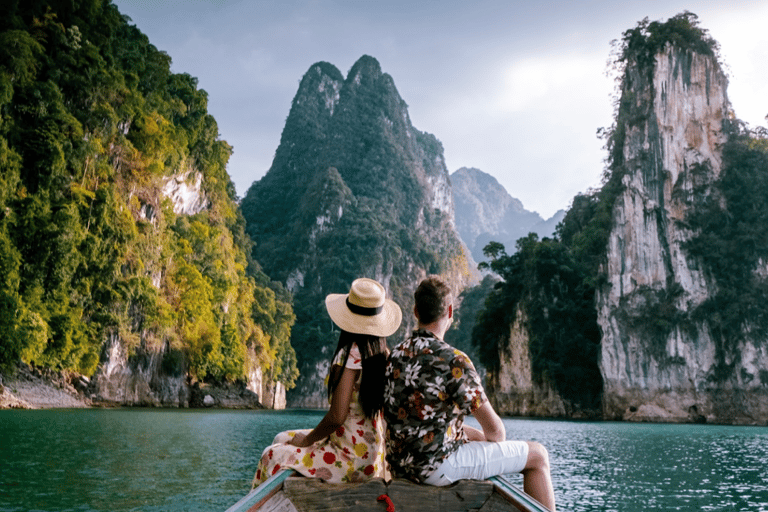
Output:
top-left (325, 293), bottom-right (402, 337)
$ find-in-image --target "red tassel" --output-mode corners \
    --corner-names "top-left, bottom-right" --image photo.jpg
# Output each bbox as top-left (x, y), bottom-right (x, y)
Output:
top-left (377, 494), bottom-right (395, 512)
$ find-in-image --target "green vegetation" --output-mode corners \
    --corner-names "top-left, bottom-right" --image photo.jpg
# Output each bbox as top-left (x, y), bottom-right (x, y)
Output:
top-left (685, 124), bottom-right (768, 378)
top-left (612, 11), bottom-right (718, 74)
top-left (473, 235), bottom-right (602, 409)
top-left (0, 0), bottom-right (296, 388)
top-left (444, 274), bottom-right (496, 373)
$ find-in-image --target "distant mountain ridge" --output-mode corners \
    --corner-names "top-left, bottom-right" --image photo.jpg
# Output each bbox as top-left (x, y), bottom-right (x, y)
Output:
top-left (451, 167), bottom-right (564, 262)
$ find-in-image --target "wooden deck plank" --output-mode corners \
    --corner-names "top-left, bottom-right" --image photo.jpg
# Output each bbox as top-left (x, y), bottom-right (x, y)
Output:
top-left (385, 479), bottom-right (495, 512)
top-left (282, 476), bottom-right (387, 512)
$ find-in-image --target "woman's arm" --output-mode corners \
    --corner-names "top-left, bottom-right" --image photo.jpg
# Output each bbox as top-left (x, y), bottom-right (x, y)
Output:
top-left (290, 365), bottom-right (360, 447)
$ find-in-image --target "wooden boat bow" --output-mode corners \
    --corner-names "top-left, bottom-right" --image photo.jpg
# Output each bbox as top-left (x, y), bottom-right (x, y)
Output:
top-left (225, 470), bottom-right (554, 512)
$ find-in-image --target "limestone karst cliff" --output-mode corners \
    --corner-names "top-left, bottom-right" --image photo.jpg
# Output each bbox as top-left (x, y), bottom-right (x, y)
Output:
top-left (479, 13), bottom-right (768, 425)
top-left (597, 17), bottom-right (768, 424)
top-left (485, 306), bottom-right (569, 418)
top-left (241, 56), bottom-right (474, 407)
top-left (89, 172), bottom-right (282, 408)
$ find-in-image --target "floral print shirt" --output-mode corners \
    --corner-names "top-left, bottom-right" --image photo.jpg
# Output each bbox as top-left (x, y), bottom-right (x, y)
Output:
top-left (383, 329), bottom-right (487, 482)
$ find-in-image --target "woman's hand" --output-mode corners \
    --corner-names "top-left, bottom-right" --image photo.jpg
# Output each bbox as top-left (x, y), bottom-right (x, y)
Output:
top-left (289, 432), bottom-right (311, 447)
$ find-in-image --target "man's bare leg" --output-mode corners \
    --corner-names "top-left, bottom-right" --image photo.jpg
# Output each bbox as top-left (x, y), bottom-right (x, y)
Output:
top-left (521, 441), bottom-right (556, 511)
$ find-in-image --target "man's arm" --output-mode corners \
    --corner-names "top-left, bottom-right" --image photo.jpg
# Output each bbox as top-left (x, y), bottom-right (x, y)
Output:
top-left (471, 401), bottom-right (506, 442)
top-left (463, 425), bottom-right (486, 441)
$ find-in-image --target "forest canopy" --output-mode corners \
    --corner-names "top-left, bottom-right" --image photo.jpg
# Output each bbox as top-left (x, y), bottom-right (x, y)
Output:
top-left (0, 0), bottom-right (297, 387)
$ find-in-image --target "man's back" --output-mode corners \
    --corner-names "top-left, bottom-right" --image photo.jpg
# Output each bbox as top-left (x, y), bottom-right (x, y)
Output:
top-left (384, 329), bottom-right (487, 482)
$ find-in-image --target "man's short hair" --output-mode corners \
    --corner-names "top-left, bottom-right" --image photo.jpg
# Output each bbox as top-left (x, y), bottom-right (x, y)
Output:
top-left (414, 275), bottom-right (452, 324)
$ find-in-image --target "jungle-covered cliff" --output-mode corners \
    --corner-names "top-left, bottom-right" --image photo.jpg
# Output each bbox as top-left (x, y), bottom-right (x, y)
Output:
top-left (597, 14), bottom-right (768, 424)
top-left (0, 0), bottom-right (296, 408)
top-left (240, 56), bottom-right (473, 407)
top-left (474, 13), bottom-right (768, 425)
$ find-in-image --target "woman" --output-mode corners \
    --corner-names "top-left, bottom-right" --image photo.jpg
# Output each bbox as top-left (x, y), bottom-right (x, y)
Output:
top-left (253, 277), bottom-right (402, 485)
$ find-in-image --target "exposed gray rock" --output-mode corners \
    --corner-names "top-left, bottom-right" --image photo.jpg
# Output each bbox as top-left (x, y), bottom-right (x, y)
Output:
top-left (161, 167), bottom-right (210, 215)
top-left (91, 335), bottom-right (281, 409)
top-left (0, 364), bottom-right (89, 409)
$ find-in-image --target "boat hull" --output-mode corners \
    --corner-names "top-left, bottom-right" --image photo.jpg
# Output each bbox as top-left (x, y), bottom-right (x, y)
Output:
top-left (226, 470), bottom-right (551, 512)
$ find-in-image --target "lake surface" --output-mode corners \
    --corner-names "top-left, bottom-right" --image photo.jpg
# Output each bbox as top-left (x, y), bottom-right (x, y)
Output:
top-left (0, 408), bottom-right (766, 512)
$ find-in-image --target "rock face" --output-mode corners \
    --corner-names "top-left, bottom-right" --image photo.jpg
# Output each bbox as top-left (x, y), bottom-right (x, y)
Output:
top-left (92, 327), bottom-right (278, 409)
top-left (241, 56), bottom-right (473, 408)
top-left (92, 334), bottom-right (190, 406)
top-left (486, 308), bottom-right (567, 417)
top-left (451, 167), bottom-right (564, 262)
top-left (596, 43), bottom-right (768, 424)
top-left (0, 365), bottom-right (89, 409)
top-left (161, 169), bottom-right (209, 215)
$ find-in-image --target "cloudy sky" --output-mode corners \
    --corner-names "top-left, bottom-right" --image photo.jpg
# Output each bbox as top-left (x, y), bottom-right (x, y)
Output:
top-left (114, 0), bottom-right (767, 219)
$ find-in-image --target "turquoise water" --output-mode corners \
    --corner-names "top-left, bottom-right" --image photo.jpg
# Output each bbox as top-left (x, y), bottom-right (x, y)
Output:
top-left (0, 409), bottom-right (766, 512)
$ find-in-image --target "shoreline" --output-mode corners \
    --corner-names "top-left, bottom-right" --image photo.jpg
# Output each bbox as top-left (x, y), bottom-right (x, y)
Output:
top-left (0, 364), bottom-right (265, 411)
top-left (0, 365), bottom-right (91, 410)
top-left (3, 366), bottom-right (765, 426)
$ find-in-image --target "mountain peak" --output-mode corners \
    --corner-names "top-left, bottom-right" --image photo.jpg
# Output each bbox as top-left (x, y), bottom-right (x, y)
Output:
top-left (451, 167), bottom-right (561, 262)
top-left (348, 55), bottom-right (382, 79)
top-left (242, 56), bottom-right (470, 407)
top-left (307, 61), bottom-right (344, 82)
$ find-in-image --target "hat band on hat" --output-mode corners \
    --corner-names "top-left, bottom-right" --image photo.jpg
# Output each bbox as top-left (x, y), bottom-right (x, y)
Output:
top-left (346, 297), bottom-right (383, 317)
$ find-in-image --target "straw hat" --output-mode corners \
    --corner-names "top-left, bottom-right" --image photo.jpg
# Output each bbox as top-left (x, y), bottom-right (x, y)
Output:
top-left (325, 278), bottom-right (402, 337)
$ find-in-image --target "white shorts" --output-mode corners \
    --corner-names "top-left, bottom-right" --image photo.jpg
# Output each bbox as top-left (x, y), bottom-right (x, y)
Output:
top-left (423, 440), bottom-right (530, 486)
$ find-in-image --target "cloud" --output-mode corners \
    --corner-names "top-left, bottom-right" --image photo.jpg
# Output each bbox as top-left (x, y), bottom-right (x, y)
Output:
top-left (113, 0), bottom-right (768, 217)
top-left (704, 4), bottom-right (768, 126)
top-left (497, 54), bottom-right (608, 113)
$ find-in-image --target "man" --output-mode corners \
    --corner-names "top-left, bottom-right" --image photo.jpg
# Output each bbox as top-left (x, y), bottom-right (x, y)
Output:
top-left (384, 276), bottom-right (556, 511)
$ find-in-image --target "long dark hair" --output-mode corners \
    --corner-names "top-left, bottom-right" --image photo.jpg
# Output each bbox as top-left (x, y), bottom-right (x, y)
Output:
top-left (328, 330), bottom-right (388, 419)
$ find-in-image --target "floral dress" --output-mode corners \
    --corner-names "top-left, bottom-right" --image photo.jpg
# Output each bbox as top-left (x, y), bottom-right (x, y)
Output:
top-left (253, 344), bottom-right (390, 486)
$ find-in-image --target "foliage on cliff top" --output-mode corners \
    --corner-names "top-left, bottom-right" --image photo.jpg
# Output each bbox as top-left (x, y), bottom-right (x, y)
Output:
top-left (612, 12), bottom-right (719, 71)
top-left (0, 0), bottom-right (296, 387)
